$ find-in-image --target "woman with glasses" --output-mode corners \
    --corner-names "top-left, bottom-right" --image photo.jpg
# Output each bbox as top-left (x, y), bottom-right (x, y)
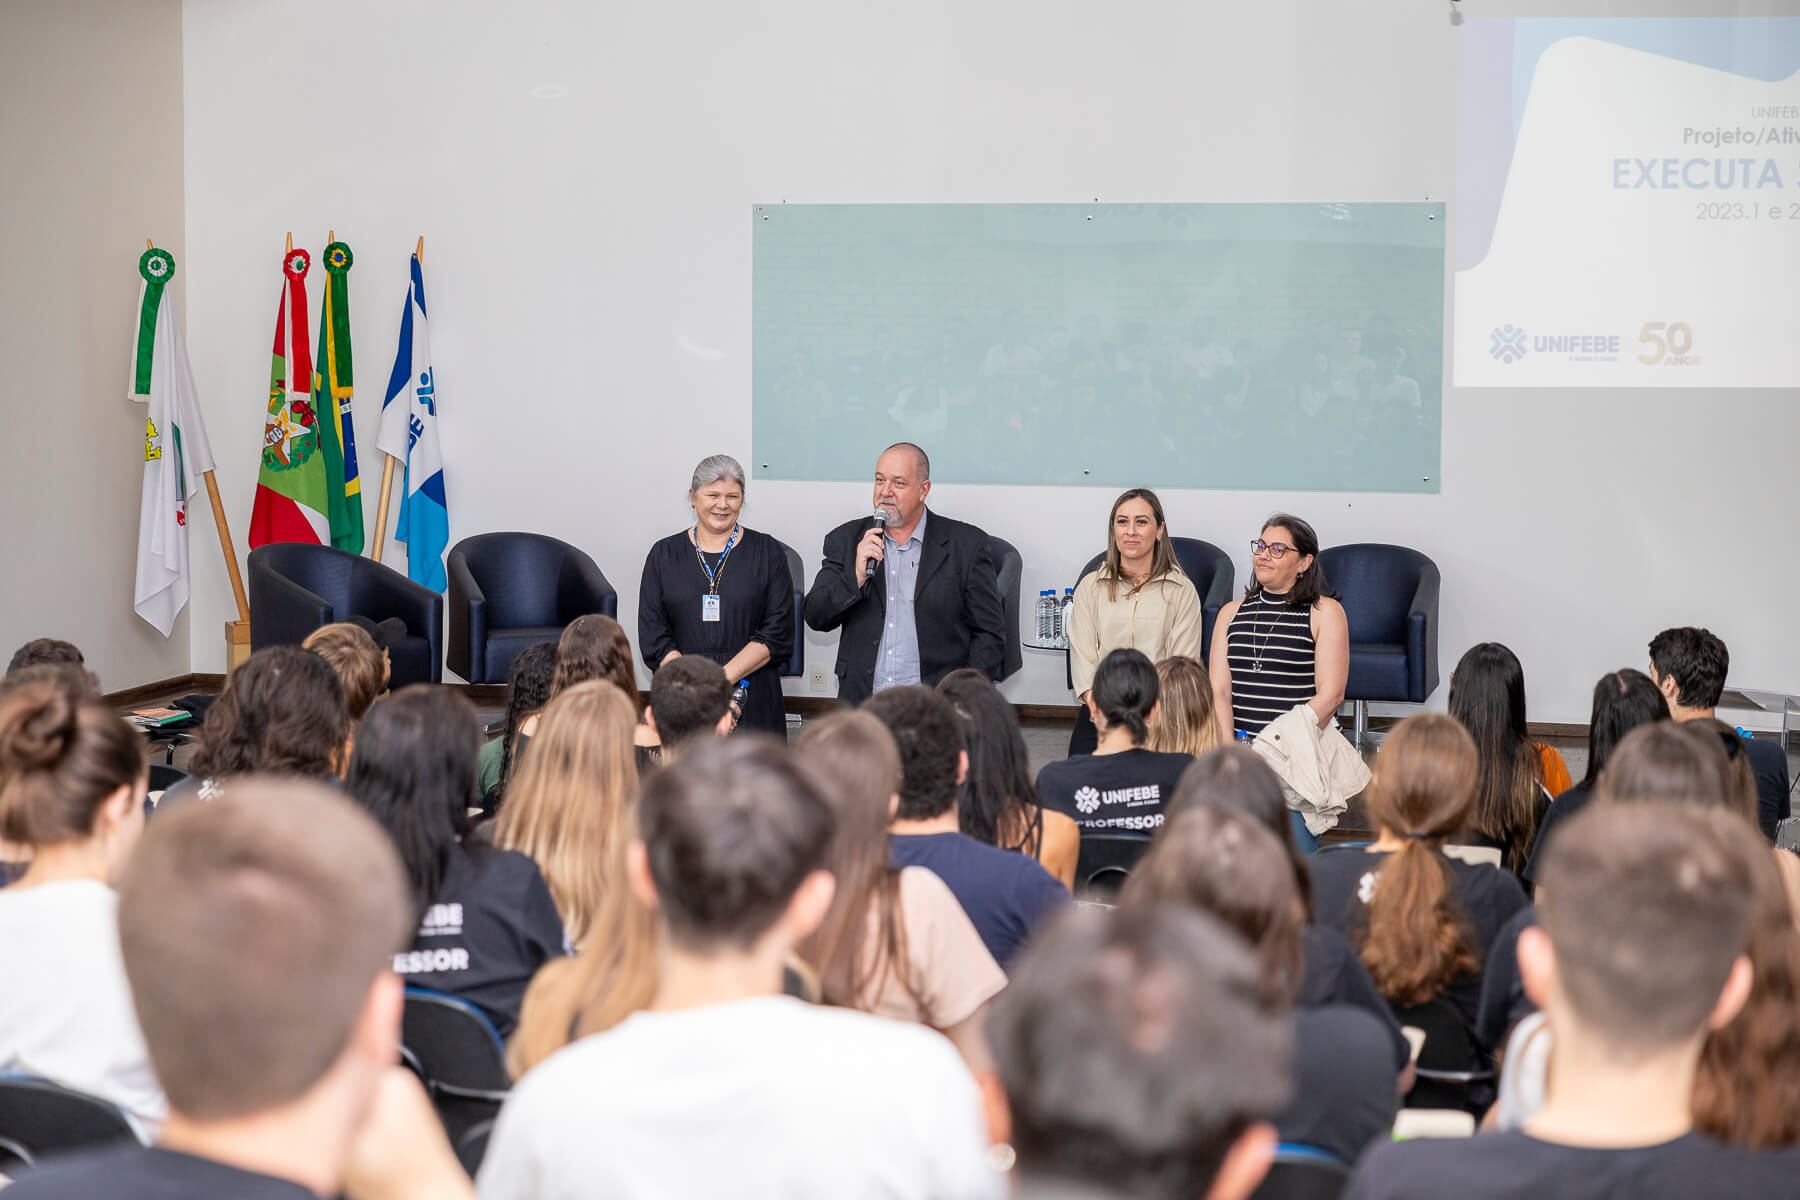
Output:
top-left (1065, 488), bottom-right (1201, 755)
top-left (1209, 514), bottom-right (1349, 846)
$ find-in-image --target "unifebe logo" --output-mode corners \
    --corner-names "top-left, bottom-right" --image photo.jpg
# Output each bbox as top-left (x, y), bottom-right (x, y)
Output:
top-left (1489, 324), bottom-right (1528, 363)
top-left (1073, 786), bottom-right (1102, 815)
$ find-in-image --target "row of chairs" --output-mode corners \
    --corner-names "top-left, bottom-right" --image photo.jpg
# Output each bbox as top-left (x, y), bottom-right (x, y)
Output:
top-left (247, 533), bottom-right (1442, 724)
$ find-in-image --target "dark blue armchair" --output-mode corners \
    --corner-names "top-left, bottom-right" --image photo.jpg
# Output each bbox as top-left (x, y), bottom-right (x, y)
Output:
top-left (1065, 537), bottom-right (1235, 690)
top-left (1316, 543), bottom-right (1441, 745)
top-left (248, 543), bottom-right (443, 688)
top-left (446, 533), bottom-right (617, 684)
top-left (989, 535), bottom-right (1024, 681)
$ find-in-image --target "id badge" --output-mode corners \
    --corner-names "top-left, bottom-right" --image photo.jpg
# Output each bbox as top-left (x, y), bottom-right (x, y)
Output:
top-left (702, 594), bottom-right (722, 623)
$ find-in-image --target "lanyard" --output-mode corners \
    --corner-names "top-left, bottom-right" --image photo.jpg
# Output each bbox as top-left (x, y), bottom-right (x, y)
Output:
top-left (692, 524), bottom-right (740, 594)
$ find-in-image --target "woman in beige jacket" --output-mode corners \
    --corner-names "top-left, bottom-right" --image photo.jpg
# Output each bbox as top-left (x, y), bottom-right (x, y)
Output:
top-left (1066, 488), bottom-right (1202, 755)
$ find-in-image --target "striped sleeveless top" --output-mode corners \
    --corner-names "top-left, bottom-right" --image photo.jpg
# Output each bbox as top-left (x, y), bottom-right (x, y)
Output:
top-left (1226, 590), bottom-right (1316, 737)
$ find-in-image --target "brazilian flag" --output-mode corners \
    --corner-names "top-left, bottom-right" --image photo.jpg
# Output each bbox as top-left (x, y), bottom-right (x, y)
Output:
top-left (315, 240), bottom-right (364, 553)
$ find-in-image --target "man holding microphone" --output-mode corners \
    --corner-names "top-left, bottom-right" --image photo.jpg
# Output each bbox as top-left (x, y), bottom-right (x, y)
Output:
top-left (804, 442), bottom-right (1006, 705)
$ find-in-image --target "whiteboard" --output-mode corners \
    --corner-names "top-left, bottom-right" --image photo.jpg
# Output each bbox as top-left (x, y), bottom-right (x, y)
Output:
top-left (752, 203), bottom-right (1444, 494)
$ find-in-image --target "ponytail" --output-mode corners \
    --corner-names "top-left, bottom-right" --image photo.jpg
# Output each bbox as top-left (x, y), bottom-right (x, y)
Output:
top-left (1091, 649), bottom-right (1158, 747)
top-left (0, 678), bottom-right (144, 846)
top-left (1356, 715), bottom-right (1480, 1006)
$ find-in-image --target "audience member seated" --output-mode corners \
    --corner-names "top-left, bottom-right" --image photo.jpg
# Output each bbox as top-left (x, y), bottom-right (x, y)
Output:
top-left (5, 638), bottom-right (99, 693)
top-left (1035, 649), bottom-right (1193, 836)
top-left (0, 676), bottom-right (165, 1136)
top-left (985, 903), bottom-right (1291, 1200)
top-left (1308, 715), bottom-right (1528, 1035)
top-left (1147, 653), bottom-right (1224, 759)
top-left (0, 778), bottom-right (472, 1200)
top-left (1124, 805), bottom-right (1401, 1163)
top-left (479, 642), bottom-right (556, 809)
top-left (493, 680), bottom-right (639, 948)
top-left (865, 685), bottom-right (1069, 969)
top-left (476, 737), bottom-right (1001, 1200)
top-left (1595, 722), bottom-right (1800, 1148)
top-left (1344, 804), bottom-right (1800, 1199)
top-left (1485, 721), bottom-right (1800, 1121)
top-left (1447, 643), bottom-right (1558, 877)
top-left (527, 614), bottom-right (659, 765)
top-left (645, 655), bottom-right (734, 763)
top-left (303, 620), bottom-right (390, 725)
top-left (156, 645), bottom-right (349, 811)
top-left (1649, 626), bottom-right (1791, 840)
top-left (1520, 668), bottom-right (1668, 892)
top-left (346, 686), bottom-right (565, 1039)
top-left (795, 711), bottom-right (1006, 1072)
top-left (1168, 746), bottom-right (1411, 1069)
top-left (0, 655), bottom-right (102, 882)
top-left (938, 668), bottom-right (1079, 888)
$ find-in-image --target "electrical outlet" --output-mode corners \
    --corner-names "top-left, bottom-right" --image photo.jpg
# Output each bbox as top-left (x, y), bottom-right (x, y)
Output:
top-left (809, 666), bottom-right (828, 693)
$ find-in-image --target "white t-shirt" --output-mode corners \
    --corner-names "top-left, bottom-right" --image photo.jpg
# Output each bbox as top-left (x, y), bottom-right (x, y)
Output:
top-left (477, 994), bottom-right (1002, 1200)
top-left (0, 880), bottom-right (166, 1137)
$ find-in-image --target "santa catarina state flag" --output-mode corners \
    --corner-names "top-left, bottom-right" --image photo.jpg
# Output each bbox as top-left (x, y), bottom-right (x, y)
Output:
top-left (249, 247), bottom-right (330, 547)
top-left (315, 239), bottom-right (364, 553)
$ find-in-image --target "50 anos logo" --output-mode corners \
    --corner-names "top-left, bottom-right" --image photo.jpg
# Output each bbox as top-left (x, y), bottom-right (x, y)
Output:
top-left (1638, 322), bottom-right (1699, 367)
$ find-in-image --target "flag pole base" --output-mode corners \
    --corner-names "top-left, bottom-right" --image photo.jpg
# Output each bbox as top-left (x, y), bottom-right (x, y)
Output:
top-left (225, 620), bottom-right (252, 673)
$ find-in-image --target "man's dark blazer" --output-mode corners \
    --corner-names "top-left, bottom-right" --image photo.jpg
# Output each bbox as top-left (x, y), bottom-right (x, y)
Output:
top-left (803, 509), bottom-right (1006, 705)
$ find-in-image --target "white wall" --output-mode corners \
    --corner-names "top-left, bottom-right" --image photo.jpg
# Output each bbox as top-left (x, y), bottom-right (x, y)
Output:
top-left (179, 0), bottom-right (1800, 722)
top-left (1, 0), bottom-right (190, 690)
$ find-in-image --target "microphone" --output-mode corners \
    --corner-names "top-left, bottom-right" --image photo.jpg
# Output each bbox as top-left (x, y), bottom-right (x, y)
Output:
top-left (871, 508), bottom-right (891, 529)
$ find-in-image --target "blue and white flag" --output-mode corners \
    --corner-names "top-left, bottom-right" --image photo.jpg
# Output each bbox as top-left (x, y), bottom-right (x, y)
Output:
top-left (376, 254), bottom-right (448, 591)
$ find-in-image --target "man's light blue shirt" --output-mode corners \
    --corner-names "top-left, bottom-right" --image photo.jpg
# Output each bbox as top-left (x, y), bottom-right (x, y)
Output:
top-left (873, 508), bottom-right (926, 692)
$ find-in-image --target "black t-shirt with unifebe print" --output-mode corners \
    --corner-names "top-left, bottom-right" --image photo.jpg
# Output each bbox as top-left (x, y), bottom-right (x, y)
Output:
top-left (1035, 748), bottom-right (1194, 835)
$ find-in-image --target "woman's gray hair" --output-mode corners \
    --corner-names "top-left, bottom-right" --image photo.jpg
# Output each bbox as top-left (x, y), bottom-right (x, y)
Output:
top-left (689, 454), bottom-right (746, 495)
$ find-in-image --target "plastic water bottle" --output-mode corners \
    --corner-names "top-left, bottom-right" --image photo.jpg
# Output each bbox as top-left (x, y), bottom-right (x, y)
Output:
top-left (1035, 591), bottom-right (1055, 642)
top-left (729, 679), bottom-right (750, 730)
top-left (1060, 588), bottom-right (1075, 649)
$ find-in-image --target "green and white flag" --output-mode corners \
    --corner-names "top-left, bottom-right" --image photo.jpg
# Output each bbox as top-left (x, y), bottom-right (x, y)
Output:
top-left (128, 246), bottom-right (175, 401)
top-left (134, 249), bottom-right (217, 636)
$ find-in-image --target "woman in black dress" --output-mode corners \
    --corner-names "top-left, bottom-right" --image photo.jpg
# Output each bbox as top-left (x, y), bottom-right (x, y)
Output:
top-left (638, 454), bottom-right (795, 737)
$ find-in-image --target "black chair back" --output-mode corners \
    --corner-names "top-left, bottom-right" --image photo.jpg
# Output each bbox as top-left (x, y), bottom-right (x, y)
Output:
top-left (778, 540), bottom-right (807, 677)
top-left (988, 535), bottom-right (1024, 680)
top-left (147, 763), bottom-right (188, 795)
top-left (1251, 1149), bottom-right (1349, 1200)
top-left (455, 1118), bottom-right (496, 1178)
top-left (1073, 832), bottom-right (1154, 900)
top-left (401, 989), bottom-right (512, 1150)
top-left (1065, 537), bottom-right (1234, 688)
top-left (1395, 995), bottom-right (1495, 1115)
top-left (0, 1076), bottom-right (139, 1171)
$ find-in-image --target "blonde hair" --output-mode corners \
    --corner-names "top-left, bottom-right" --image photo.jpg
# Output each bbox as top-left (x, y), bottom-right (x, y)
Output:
top-left (1148, 656), bottom-right (1222, 758)
top-left (508, 801), bottom-right (659, 1077)
top-left (494, 680), bottom-right (638, 946)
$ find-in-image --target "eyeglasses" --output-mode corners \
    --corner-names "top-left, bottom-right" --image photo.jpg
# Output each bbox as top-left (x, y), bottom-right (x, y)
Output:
top-left (1251, 539), bottom-right (1296, 560)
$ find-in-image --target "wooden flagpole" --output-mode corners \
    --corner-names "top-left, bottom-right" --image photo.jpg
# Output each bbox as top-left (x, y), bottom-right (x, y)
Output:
top-left (371, 236), bottom-right (421, 564)
top-left (148, 240), bottom-right (252, 657)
